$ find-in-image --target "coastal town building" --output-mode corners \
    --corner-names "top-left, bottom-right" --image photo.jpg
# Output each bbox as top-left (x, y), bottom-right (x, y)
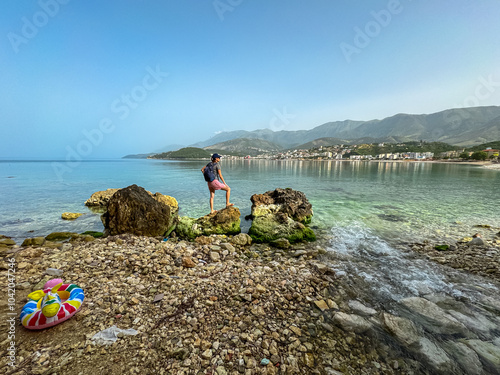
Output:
top-left (483, 148), bottom-right (499, 158)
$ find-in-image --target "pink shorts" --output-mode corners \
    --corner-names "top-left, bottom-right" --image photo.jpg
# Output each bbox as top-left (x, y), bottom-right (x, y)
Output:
top-left (208, 179), bottom-right (226, 190)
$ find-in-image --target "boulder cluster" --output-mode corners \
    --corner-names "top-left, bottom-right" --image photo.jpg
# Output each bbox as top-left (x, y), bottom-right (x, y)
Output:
top-left (82, 184), bottom-right (316, 246)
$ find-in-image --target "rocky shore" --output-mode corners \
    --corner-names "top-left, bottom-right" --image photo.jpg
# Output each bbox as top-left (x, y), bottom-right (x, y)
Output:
top-left (1, 233), bottom-right (412, 375)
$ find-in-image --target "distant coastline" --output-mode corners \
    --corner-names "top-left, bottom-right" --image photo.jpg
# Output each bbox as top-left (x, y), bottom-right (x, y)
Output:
top-left (144, 155), bottom-right (499, 169)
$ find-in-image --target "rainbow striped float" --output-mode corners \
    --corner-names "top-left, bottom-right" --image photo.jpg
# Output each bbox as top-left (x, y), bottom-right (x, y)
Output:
top-left (20, 279), bottom-right (84, 330)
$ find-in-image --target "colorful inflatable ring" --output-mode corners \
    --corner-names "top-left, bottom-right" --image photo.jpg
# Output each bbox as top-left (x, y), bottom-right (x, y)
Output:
top-left (20, 279), bottom-right (84, 330)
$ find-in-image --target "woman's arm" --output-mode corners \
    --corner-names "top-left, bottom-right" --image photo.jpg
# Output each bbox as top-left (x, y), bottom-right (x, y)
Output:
top-left (218, 169), bottom-right (227, 185)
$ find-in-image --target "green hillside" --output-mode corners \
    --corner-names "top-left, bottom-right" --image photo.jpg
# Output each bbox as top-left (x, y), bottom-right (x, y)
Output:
top-left (205, 137), bottom-right (283, 156)
top-left (150, 147), bottom-right (211, 159)
top-left (467, 140), bottom-right (500, 151)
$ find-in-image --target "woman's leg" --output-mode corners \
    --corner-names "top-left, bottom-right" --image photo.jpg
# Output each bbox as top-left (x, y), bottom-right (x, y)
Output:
top-left (221, 185), bottom-right (232, 207)
top-left (209, 188), bottom-right (215, 213)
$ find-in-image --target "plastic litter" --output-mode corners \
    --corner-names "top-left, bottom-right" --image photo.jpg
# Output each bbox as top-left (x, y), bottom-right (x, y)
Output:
top-left (91, 325), bottom-right (138, 345)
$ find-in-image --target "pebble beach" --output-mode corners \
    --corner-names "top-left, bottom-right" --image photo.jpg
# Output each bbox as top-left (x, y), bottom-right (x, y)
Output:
top-left (2, 232), bottom-right (413, 375)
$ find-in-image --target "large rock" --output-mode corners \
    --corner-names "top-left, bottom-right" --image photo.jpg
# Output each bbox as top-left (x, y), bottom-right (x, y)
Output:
top-left (250, 188), bottom-right (313, 223)
top-left (248, 188), bottom-right (316, 244)
top-left (175, 206), bottom-right (241, 241)
top-left (101, 184), bottom-right (178, 237)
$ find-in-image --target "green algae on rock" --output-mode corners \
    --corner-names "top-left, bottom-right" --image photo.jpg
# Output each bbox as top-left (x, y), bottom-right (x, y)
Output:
top-left (45, 232), bottom-right (78, 241)
top-left (176, 206), bottom-right (241, 241)
top-left (248, 188), bottom-right (316, 244)
top-left (248, 213), bottom-right (316, 244)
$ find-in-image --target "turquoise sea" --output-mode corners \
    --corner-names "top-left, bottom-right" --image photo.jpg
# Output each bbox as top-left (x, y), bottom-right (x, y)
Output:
top-left (1, 158), bottom-right (499, 245)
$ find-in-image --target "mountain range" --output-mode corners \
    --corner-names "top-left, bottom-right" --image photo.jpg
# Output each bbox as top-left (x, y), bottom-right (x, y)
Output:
top-left (191, 106), bottom-right (500, 150)
top-left (124, 106), bottom-right (500, 158)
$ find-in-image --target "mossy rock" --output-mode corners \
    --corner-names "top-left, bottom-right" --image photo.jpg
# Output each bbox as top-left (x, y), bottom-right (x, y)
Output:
top-left (0, 237), bottom-right (16, 248)
top-left (271, 238), bottom-right (291, 249)
top-left (80, 231), bottom-right (104, 238)
top-left (434, 244), bottom-right (450, 251)
top-left (22, 237), bottom-right (46, 247)
top-left (302, 215), bottom-right (313, 225)
top-left (176, 206), bottom-right (241, 241)
top-left (248, 214), bottom-right (316, 244)
top-left (176, 217), bottom-right (199, 240)
top-left (45, 232), bottom-right (78, 241)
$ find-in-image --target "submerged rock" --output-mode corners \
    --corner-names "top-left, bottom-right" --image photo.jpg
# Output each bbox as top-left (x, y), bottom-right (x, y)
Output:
top-left (443, 341), bottom-right (483, 375)
top-left (101, 184), bottom-right (178, 237)
top-left (176, 206), bottom-right (241, 240)
top-left (400, 297), bottom-right (467, 335)
top-left (464, 339), bottom-right (500, 371)
top-left (348, 300), bottom-right (377, 316)
top-left (468, 237), bottom-right (485, 246)
top-left (381, 312), bottom-right (420, 348)
top-left (417, 337), bottom-right (454, 372)
top-left (61, 212), bottom-right (83, 220)
top-left (333, 312), bottom-right (372, 333)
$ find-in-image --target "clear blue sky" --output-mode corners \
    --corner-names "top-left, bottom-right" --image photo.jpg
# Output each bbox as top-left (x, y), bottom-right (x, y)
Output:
top-left (1, 0), bottom-right (500, 158)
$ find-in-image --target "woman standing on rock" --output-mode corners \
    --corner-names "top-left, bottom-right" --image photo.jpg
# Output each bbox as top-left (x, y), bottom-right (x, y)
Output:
top-left (201, 153), bottom-right (233, 214)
